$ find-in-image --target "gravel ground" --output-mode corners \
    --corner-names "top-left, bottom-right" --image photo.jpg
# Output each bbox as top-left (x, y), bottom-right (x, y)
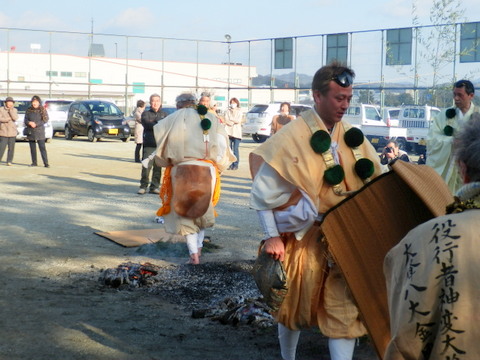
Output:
top-left (0, 135), bottom-right (378, 360)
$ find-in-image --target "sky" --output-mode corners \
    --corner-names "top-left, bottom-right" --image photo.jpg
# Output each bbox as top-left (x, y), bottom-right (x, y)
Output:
top-left (2, 0), bottom-right (480, 42)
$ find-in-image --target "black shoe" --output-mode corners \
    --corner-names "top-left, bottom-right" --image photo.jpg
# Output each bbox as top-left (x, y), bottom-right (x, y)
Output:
top-left (231, 165), bottom-right (238, 170)
top-left (29, 163), bottom-right (38, 167)
top-left (44, 164), bottom-right (50, 168)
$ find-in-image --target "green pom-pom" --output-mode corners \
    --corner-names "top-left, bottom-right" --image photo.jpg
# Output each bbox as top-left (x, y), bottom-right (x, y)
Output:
top-left (197, 104), bottom-right (208, 116)
top-left (355, 158), bottom-right (374, 180)
top-left (444, 125), bottom-right (454, 136)
top-left (324, 165), bottom-right (345, 185)
top-left (344, 127), bottom-right (364, 148)
top-left (445, 108), bottom-right (456, 119)
top-left (200, 118), bottom-right (212, 131)
top-left (310, 130), bottom-right (331, 154)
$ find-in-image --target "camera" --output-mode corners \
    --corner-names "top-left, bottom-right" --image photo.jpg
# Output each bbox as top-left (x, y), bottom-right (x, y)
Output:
top-left (385, 147), bottom-right (392, 153)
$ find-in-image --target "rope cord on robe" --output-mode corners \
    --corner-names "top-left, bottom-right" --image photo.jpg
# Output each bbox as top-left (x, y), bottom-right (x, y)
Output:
top-left (155, 160), bottom-right (221, 217)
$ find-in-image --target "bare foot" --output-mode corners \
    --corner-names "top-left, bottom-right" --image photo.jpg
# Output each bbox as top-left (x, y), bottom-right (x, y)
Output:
top-left (187, 253), bottom-right (200, 265)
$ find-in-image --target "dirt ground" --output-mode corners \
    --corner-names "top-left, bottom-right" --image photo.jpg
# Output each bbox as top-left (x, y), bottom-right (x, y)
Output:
top-left (0, 136), bottom-right (379, 360)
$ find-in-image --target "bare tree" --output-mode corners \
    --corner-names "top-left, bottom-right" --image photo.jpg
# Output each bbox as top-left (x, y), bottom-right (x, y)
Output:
top-left (412, 0), bottom-right (466, 105)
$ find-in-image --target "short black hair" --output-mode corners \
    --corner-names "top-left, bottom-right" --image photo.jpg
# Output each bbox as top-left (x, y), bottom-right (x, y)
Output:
top-left (311, 61), bottom-right (355, 96)
top-left (454, 79), bottom-right (475, 95)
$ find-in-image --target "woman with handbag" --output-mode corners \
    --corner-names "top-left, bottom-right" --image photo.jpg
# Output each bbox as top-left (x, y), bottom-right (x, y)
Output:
top-left (24, 95), bottom-right (50, 167)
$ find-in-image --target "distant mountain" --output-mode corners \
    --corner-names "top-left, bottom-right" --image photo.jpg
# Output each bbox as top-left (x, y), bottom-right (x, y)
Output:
top-left (251, 72), bottom-right (312, 88)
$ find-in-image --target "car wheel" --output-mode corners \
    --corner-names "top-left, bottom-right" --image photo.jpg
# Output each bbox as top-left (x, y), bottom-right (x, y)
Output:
top-left (65, 126), bottom-right (73, 140)
top-left (87, 128), bottom-right (97, 142)
top-left (252, 134), bottom-right (268, 143)
top-left (122, 136), bottom-right (130, 143)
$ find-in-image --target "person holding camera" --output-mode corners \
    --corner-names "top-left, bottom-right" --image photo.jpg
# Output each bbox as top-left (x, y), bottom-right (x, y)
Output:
top-left (380, 140), bottom-right (410, 165)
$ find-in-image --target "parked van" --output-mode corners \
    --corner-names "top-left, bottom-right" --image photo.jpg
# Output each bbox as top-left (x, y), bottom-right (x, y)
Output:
top-left (243, 103), bottom-right (311, 143)
top-left (399, 105), bottom-right (441, 154)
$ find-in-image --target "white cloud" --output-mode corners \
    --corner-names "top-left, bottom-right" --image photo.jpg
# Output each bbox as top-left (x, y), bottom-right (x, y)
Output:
top-left (378, 0), bottom-right (414, 22)
top-left (102, 7), bottom-right (155, 35)
top-left (0, 12), bottom-right (12, 27)
top-left (16, 10), bottom-right (67, 30)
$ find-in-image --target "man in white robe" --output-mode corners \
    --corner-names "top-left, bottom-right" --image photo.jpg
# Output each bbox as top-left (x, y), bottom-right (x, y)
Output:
top-left (426, 80), bottom-right (478, 193)
top-left (153, 93), bottom-right (235, 264)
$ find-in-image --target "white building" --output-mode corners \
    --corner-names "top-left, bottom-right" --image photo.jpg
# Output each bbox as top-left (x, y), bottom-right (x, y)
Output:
top-left (0, 51), bottom-right (258, 112)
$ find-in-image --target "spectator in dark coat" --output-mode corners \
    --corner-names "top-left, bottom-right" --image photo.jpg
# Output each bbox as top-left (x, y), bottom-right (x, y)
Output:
top-left (137, 93), bottom-right (165, 194)
top-left (24, 95), bottom-right (49, 167)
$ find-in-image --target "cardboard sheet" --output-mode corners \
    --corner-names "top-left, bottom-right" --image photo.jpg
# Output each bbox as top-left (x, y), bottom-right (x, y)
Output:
top-left (95, 228), bottom-right (184, 248)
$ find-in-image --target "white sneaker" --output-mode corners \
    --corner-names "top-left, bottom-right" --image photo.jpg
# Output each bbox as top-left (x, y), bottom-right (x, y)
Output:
top-left (137, 188), bottom-right (146, 195)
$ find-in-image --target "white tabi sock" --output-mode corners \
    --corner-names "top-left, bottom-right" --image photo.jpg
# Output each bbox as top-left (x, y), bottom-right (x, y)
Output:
top-left (278, 323), bottom-right (300, 360)
top-left (328, 337), bottom-right (356, 360)
top-left (186, 233), bottom-right (199, 255)
top-left (197, 229), bottom-right (205, 250)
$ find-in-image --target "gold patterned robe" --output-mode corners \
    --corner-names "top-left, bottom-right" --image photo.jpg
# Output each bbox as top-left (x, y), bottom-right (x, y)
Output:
top-left (250, 108), bottom-right (382, 336)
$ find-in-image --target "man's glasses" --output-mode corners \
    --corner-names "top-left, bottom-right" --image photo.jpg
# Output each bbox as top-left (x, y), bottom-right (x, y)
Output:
top-left (332, 71), bottom-right (353, 88)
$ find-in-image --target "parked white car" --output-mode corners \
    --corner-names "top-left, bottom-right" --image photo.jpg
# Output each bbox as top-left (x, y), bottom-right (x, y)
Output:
top-left (0, 98), bottom-right (54, 142)
top-left (243, 103), bottom-right (311, 143)
top-left (44, 99), bottom-right (73, 136)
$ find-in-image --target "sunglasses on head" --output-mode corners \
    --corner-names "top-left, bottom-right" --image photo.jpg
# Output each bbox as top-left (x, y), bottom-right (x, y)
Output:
top-left (332, 71), bottom-right (353, 87)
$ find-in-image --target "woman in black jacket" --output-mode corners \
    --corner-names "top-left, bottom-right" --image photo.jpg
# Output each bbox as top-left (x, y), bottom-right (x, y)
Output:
top-left (24, 95), bottom-right (49, 167)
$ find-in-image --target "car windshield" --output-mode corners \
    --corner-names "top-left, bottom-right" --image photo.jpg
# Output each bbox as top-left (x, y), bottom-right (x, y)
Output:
top-left (88, 102), bottom-right (122, 116)
top-left (46, 101), bottom-right (72, 112)
top-left (248, 105), bottom-right (269, 113)
top-left (388, 110), bottom-right (400, 119)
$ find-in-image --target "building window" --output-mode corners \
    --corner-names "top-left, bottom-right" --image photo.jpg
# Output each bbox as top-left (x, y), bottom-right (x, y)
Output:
top-left (75, 72), bottom-right (87, 78)
top-left (46, 71), bottom-right (58, 77)
top-left (386, 28), bottom-right (412, 65)
top-left (61, 72), bottom-right (73, 77)
top-left (274, 38), bottom-right (293, 69)
top-left (326, 34), bottom-right (348, 64)
top-left (460, 22), bottom-right (480, 63)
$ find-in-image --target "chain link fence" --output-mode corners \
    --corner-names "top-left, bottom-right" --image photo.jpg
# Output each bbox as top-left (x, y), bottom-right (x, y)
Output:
top-left (0, 22), bottom-right (479, 112)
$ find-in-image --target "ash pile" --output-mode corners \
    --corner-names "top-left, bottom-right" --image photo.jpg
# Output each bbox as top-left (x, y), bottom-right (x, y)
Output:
top-left (99, 261), bottom-right (275, 328)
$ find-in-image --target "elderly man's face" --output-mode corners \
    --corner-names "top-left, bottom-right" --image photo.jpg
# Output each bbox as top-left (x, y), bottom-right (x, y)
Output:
top-left (199, 97), bottom-right (210, 108)
top-left (453, 86), bottom-right (474, 113)
top-left (150, 96), bottom-right (161, 112)
top-left (5, 101), bottom-right (14, 109)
